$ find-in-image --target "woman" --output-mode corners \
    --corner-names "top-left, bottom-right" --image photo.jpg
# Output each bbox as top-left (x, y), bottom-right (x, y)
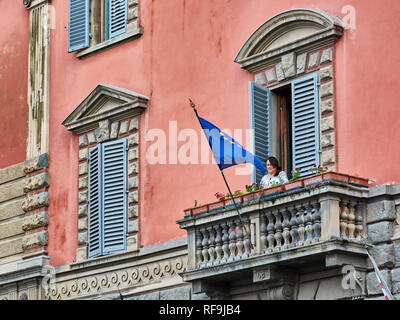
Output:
top-left (260, 156), bottom-right (289, 188)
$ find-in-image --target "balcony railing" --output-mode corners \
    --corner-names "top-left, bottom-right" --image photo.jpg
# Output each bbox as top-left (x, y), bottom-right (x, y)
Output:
top-left (177, 173), bottom-right (370, 279)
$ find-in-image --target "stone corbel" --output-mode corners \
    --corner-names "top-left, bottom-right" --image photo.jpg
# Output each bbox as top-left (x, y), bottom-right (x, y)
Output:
top-left (192, 280), bottom-right (229, 299)
top-left (259, 284), bottom-right (295, 300)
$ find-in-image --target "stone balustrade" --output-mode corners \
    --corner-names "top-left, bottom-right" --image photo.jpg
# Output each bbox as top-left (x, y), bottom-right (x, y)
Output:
top-left (178, 176), bottom-right (369, 272)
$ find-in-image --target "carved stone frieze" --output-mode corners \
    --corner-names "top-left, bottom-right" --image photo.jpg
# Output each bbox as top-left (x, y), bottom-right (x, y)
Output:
top-left (47, 256), bottom-right (187, 300)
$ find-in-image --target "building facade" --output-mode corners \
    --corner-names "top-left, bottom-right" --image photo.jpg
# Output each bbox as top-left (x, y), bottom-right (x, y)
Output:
top-left (0, 0), bottom-right (399, 300)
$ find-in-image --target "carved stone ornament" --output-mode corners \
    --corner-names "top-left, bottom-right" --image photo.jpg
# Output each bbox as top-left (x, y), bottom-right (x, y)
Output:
top-left (47, 257), bottom-right (187, 300)
top-left (23, 0), bottom-right (32, 8)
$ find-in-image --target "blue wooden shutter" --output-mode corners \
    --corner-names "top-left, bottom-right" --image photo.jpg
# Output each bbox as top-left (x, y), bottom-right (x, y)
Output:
top-left (101, 139), bottom-right (127, 255)
top-left (249, 82), bottom-right (270, 183)
top-left (88, 145), bottom-right (103, 258)
top-left (109, 0), bottom-right (128, 39)
top-left (68, 0), bottom-right (90, 52)
top-left (291, 74), bottom-right (320, 176)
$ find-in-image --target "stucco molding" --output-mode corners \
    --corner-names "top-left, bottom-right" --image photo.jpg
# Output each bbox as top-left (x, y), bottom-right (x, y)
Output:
top-left (62, 84), bottom-right (149, 134)
top-left (234, 8), bottom-right (345, 72)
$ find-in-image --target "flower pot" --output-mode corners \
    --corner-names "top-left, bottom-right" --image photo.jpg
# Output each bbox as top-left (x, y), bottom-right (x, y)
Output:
top-left (184, 209), bottom-right (192, 217)
top-left (303, 174), bottom-right (323, 186)
top-left (224, 195), bottom-right (243, 207)
top-left (208, 200), bottom-right (225, 211)
top-left (262, 185), bottom-right (285, 196)
top-left (348, 175), bottom-right (369, 187)
top-left (192, 205), bottom-right (208, 215)
top-left (242, 192), bottom-right (256, 202)
top-left (322, 172), bottom-right (349, 183)
top-left (284, 180), bottom-right (304, 190)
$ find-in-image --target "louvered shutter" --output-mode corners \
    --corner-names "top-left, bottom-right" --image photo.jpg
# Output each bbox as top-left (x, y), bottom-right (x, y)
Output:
top-left (249, 82), bottom-right (270, 183)
top-left (291, 74), bottom-right (320, 176)
top-left (88, 145), bottom-right (103, 258)
top-left (109, 0), bottom-right (128, 39)
top-left (101, 139), bottom-right (127, 255)
top-left (68, 0), bottom-right (90, 52)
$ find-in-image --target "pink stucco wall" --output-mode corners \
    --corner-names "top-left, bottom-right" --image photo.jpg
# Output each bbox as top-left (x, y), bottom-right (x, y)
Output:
top-left (46, 0), bottom-right (400, 265)
top-left (0, 3), bottom-right (29, 168)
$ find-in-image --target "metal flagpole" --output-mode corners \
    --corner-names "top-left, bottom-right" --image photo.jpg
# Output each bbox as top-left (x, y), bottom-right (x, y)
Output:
top-left (189, 99), bottom-right (252, 244)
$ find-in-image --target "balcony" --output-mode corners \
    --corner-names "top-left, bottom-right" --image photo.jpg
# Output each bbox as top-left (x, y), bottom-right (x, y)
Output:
top-left (177, 173), bottom-right (371, 299)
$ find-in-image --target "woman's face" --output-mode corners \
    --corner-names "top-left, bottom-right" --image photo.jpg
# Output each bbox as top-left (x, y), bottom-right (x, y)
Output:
top-left (266, 160), bottom-right (277, 175)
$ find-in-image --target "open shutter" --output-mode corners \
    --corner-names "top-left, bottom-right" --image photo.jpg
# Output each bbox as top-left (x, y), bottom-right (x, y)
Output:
top-left (109, 0), bottom-right (128, 39)
top-left (249, 82), bottom-right (270, 183)
top-left (88, 145), bottom-right (103, 258)
top-left (68, 0), bottom-right (90, 52)
top-left (101, 139), bottom-right (127, 255)
top-left (291, 74), bottom-right (320, 176)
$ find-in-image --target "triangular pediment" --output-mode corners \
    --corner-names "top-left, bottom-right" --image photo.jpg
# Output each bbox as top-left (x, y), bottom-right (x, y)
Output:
top-left (62, 84), bottom-right (149, 134)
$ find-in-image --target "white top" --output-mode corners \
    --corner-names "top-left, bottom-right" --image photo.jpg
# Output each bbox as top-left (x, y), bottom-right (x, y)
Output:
top-left (260, 171), bottom-right (289, 188)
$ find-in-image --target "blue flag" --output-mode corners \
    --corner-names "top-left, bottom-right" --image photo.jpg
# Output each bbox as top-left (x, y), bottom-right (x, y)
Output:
top-left (197, 116), bottom-right (266, 175)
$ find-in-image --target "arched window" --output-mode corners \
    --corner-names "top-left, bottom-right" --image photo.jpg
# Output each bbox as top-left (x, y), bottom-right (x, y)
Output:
top-left (235, 9), bottom-right (345, 182)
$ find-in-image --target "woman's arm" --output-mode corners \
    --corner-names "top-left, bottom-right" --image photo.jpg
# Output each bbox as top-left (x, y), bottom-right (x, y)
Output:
top-left (279, 171), bottom-right (289, 184)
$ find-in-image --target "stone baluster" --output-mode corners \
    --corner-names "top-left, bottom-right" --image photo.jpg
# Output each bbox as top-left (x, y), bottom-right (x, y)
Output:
top-left (228, 221), bottom-right (237, 261)
top-left (304, 202), bottom-right (314, 243)
top-left (311, 200), bottom-right (321, 240)
top-left (273, 210), bottom-right (283, 250)
top-left (201, 228), bottom-right (209, 266)
top-left (243, 219), bottom-right (252, 257)
top-left (195, 229), bottom-right (203, 267)
top-left (296, 205), bottom-right (306, 245)
top-left (289, 206), bottom-right (299, 246)
top-left (266, 211), bottom-right (275, 252)
top-left (236, 220), bottom-right (244, 259)
top-left (207, 225), bottom-right (216, 265)
top-left (214, 224), bottom-right (223, 263)
top-left (339, 200), bottom-right (349, 238)
top-left (354, 201), bottom-right (364, 240)
top-left (222, 222), bottom-right (230, 262)
top-left (347, 201), bottom-right (356, 239)
top-left (281, 207), bottom-right (291, 249)
top-left (260, 212), bottom-right (268, 253)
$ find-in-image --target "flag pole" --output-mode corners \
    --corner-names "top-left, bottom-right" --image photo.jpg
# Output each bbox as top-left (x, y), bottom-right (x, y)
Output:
top-left (189, 99), bottom-right (251, 241)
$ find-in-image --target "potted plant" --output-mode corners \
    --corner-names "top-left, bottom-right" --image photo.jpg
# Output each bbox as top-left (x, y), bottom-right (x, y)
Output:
top-left (243, 183), bottom-right (263, 201)
top-left (262, 183), bottom-right (285, 195)
top-left (303, 165), bottom-right (328, 186)
top-left (284, 168), bottom-right (304, 190)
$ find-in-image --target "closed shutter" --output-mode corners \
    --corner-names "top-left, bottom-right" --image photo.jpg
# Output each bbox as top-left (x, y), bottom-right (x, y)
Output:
top-left (109, 0), bottom-right (128, 39)
top-left (291, 74), bottom-right (320, 176)
top-left (249, 82), bottom-right (270, 183)
top-left (88, 145), bottom-right (102, 258)
top-left (68, 0), bottom-right (90, 52)
top-left (101, 139), bottom-right (127, 255)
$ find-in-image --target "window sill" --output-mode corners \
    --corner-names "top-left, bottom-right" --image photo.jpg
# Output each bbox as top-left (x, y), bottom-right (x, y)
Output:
top-left (76, 27), bottom-right (142, 59)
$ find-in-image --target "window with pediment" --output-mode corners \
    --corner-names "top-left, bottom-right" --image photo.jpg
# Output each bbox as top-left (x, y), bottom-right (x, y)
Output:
top-left (62, 84), bottom-right (148, 260)
top-left (235, 9), bottom-right (345, 182)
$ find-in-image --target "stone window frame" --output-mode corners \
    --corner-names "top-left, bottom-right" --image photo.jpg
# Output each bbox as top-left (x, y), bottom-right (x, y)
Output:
top-left (234, 8), bottom-right (345, 172)
top-left (62, 84), bottom-right (149, 262)
top-left (75, 0), bottom-right (141, 59)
